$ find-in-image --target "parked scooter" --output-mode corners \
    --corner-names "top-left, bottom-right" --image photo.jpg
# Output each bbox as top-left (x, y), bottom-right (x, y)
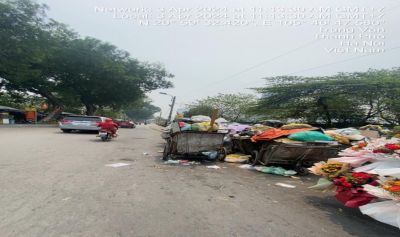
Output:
top-left (96, 118), bottom-right (118, 142)
top-left (98, 129), bottom-right (113, 142)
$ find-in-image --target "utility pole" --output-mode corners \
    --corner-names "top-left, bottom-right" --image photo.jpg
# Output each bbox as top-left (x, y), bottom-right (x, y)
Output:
top-left (159, 92), bottom-right (176, 127)
top-left (166, 96), bottom-right (176, 126)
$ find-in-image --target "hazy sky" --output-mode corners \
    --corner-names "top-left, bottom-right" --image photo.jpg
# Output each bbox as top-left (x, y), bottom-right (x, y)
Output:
top-left (38, 0), bottom-right (400, 116)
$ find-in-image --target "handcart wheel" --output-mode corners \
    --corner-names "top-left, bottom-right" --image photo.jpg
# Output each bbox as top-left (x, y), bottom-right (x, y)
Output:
top-left (249, 150), bottom-right (259, 165)
top-left (258, 144), bottom-right (277, 166)
top-left (295, 161), bottom-right (309, 176)
top-left (294, 149), bottom-right (312, 175)
top-left (218, 147), bottom-right (227, 161)
top-left (162, 140), bottom-right (171, 161)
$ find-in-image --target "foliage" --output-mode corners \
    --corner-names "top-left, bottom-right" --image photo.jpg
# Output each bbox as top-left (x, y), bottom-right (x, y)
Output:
top-left (0, 0), bottom-right (173, 120)
top-left (0, 91), bottom-right (43, 109)
top-left (254, 68), bottom-right (400, 127)
top-left (124, 98), bottom-right (161, 121)
top-left (184, 104), bottom-right (214, 118)
top-left (185, 93), bottom-right (258, 122)
top-left (0, 0), bottom-right (69, 110)
top-left (95, 107), bottom-right (124, 119)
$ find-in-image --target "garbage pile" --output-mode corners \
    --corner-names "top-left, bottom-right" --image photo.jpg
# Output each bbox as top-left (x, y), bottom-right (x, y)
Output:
top-left (161, 116), bottom-right (400, 229)
top-left (308, 136), bottom-right (400, 229)
top-left (163, 115), bottom-right (378, 168)
top-left (249, 125), bottom-right (369, 144)
top-left (171, 115), bottom-right (226, 133)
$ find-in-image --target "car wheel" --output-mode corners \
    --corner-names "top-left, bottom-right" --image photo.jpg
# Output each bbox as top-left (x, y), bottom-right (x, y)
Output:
top-left (62, 129), bottom-right (71, 133)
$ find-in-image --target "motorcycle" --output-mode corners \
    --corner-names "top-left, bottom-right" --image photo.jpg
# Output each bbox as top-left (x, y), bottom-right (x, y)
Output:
top-left (98, 129), bottom-right (113, 142)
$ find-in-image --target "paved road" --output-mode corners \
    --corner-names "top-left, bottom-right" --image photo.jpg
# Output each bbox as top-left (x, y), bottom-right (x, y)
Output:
top-left (0, 126), bottom-right (399, 237)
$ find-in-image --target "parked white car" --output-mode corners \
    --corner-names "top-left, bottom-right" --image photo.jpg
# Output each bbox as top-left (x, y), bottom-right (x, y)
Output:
top-left (59, 115), bottom-right (107, 133)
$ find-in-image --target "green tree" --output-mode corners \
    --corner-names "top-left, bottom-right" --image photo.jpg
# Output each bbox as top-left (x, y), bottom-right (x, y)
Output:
top-left (185, 93), bottom-right (258, 122)
top-left (0, 91), bottom-right (43, 109)
top-left (124, 99), bottom-right (161, 121)
top-left (0, 0), bottom-right (78, 119)
top-left (52, 37), bottom-right (173, 115)
top-left (184, 104), bottom-right (214, 118)
top-left (254, 68), bottom-right (400, 127)
top-left (0, 0), bottom-right (174, 120)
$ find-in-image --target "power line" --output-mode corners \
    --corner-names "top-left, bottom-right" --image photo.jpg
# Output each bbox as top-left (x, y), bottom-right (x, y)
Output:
top-left (213, 39), bottom-right (321, 83)
top-left (239, 46), bottom-right (400, 88)
top-left (180, 1), bottom-right (400, 100)
top-left (181, 38), bottom-right (322, 97)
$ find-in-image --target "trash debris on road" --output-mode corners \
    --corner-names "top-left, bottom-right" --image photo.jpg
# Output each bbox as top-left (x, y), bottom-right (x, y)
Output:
top-left (224, 153), bottom-right (250, 163)
top-left (238, 164), bottom-right (297, 177)
top-left (216, 196), bottom-right (229, 201)
top-left (105, 163), bottom-right (131, 168)
top-left (164, 160), bottom-right (200, 166)
top-left (164, 160), bottom-right (180, 165)
top-left (206, 165), bottom-right (221, 169)
top-left (202, 151), bottom-right (219, 160)
top-left (259, 166), bottom-right (297, 176)
top-left (275, 183), bottom-right (296, 188)
top-left (238, 164), bottom-right (256, 170)
top-left (143, 152), bottom-right (149, 156)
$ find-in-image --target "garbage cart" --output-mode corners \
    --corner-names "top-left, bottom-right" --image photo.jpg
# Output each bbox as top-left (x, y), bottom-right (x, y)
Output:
top-left (163, 131), bottom-right (227, 161)
top-left (250, 141), bottom-right (344, 175)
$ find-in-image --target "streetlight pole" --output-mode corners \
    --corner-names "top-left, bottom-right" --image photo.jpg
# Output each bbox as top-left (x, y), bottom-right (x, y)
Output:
top-left (159, 92), bottom-right (176, 126)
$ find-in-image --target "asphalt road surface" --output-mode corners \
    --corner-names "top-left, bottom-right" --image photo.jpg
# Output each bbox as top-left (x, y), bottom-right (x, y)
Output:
top-left (0, 125), bottom-right (399, 237)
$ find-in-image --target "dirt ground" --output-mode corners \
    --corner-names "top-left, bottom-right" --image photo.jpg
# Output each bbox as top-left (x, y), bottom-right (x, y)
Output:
top-left (0, 125), bottom-right (399, 237)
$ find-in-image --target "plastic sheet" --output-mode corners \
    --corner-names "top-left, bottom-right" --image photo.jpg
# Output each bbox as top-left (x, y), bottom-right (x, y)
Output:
top-left (328, 156), bottom-right (373, 167)
top-left (191, 115), bottom-right (211, 122)
top-left (354, 160), bottom-right (400, 174)
top-left (360, 201), bottom-right (400, 229)
top-left (288, 131), bottom-right (335, 142)
top-left (259, 166), bottom-right (297, 176)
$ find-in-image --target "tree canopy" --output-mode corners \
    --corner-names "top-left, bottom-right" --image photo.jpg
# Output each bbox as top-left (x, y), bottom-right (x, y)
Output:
top-left (0, 0), bottom-right (173, 120)
top-left (124, 98), bottom-right (161, 121)
top-left (254, 68), bottom-right (400, 127)
top-left (184, 93), bottom-right (258, 122)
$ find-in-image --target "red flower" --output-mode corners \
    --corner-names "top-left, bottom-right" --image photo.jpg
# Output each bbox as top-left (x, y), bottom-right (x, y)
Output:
top-left (373, 149), bottom-right (389, 153)
top-left (385, 144), bottom-right (400, 150)
top-left (389, 186), bottom-right (400, 192)
top-left (351, 172), bottom-right (371, 180)
top-left (334, 177), bottom-right (353, 188)
top-left (335, 187), bottom-right (376, 208)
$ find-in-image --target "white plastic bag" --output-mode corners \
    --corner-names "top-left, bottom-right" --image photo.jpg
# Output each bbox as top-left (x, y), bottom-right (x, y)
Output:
top-left (191, 115), bottom-right (211, 122)
top-left (360, 201), bottom-right (400, 229)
